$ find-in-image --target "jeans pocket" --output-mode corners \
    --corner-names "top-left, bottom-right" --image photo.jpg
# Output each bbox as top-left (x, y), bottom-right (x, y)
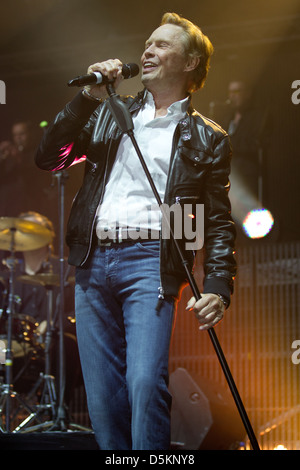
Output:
top-left (136, 241), bottom-right (160, 255)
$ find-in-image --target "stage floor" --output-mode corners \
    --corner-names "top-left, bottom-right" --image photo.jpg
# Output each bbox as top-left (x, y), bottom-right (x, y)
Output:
top-left (0, 431), bottom-right (99, 450)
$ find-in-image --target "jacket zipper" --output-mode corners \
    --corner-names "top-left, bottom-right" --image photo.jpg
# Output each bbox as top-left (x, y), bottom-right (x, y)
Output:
top-left (86, 157), bottom-right (98, 172)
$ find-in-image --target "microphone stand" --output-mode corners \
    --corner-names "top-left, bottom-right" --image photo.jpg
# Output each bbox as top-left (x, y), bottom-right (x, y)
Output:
top-left (17, 172), bottom-right (69, 433)
top-left (53, 170), bottom-right (67, 430)
top-left (105, 82), bottom-right (260, 451)
top-left (50, 170), bottom-right (91, 433)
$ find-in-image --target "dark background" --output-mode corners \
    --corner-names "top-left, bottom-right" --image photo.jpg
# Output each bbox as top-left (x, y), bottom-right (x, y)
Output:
top-left (0, 0), bottom-right (299, 246)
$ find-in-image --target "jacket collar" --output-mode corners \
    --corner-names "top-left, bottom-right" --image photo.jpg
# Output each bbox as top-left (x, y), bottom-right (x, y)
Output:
top-left (128, 89), bottom-right (195, 142)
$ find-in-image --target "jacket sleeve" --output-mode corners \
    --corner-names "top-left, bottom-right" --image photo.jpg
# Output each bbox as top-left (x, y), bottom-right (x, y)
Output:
top-left (35, 92), bottom-right (99, 171)
top-left (202, 133), bottom-right (236, 304)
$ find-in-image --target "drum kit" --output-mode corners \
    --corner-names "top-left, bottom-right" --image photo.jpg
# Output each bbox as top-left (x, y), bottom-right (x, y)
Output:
top-left (0, 216), bottom-right (83, 433)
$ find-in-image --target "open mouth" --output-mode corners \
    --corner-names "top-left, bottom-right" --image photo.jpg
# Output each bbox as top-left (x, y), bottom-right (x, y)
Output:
top-left (142, 61), bottom-right (157, 73)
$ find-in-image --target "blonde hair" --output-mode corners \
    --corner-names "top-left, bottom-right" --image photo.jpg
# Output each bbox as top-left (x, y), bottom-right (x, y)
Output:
top-left (161, 12), bottom-right (214, 92)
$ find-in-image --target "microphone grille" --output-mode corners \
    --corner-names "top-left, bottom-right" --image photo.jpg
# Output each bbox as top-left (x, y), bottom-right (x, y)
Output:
top-left (123, 63), bottom-right (139, 79)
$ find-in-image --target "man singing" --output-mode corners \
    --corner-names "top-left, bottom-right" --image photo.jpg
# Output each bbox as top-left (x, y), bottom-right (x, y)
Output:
top-left (35, 12), bottom-right (236, 450)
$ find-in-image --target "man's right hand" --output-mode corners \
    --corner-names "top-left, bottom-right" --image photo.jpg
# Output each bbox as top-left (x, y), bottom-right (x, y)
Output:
top-left (83, 58), bottom-right (124, 101)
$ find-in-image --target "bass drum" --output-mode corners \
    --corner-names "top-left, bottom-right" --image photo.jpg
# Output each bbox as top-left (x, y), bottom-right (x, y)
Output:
top-left (0, 313), bottom-right (83, 404)
top-left (0, 313), bottom-right (44, 394)
top-left (0, 313), bottom-right (42, 358)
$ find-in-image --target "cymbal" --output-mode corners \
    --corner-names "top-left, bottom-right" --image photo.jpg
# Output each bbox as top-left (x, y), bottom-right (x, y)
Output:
top-left (0, 217), bottom-right (52, 251)
top-left (17, 273), bottom-right (75, 287)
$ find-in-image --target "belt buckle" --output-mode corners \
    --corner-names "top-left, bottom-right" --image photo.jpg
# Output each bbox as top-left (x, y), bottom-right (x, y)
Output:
top-left (98, 238), bottom-right (112, 247)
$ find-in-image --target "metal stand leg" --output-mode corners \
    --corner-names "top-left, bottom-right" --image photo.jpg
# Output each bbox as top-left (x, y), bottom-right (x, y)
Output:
top-left (12, 288), bottom-right (57, 432)
top-left (0, 229), bottom-right (36, 432)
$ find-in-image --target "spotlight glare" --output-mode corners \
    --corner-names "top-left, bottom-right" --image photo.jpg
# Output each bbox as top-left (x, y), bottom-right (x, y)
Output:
top-left (242, 208), bottom-right (274, 239)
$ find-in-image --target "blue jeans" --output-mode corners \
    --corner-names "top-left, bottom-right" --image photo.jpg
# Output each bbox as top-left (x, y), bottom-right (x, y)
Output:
top-left (75, 241), bottom-right (176, 450)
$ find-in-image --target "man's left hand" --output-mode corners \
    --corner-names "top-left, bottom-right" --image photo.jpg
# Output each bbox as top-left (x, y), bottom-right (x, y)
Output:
top-left (186, 293), bottom-right (225, 330)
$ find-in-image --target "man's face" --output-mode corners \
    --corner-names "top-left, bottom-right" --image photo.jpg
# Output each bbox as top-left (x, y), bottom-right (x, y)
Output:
top-left (228, 81), bottom-right (248, 110)
top-left (12, 123), bottom-right (31, 152)
top-left (141, 24), bottom-right (189, 94)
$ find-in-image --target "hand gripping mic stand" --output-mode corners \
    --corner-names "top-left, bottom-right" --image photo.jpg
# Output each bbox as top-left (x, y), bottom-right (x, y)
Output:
top-left (105, 82), bottom-right (260, 451)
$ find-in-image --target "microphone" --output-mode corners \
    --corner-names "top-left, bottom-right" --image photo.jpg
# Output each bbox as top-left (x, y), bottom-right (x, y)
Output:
top-left (68, 63), bottom-right (139, 87)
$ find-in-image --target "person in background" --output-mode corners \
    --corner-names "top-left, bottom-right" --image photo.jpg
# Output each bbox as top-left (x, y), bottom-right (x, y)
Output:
top-left (210, 79), bottom-right (272, 242)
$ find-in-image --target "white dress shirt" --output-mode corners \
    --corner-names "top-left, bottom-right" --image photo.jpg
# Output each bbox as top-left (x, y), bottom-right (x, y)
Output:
top-left (95, 91), bottom-right (188, 238)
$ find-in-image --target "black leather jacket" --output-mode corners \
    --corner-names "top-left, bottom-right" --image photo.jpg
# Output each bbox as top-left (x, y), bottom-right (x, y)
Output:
top-left (35, 90), bottom-right (236, 303)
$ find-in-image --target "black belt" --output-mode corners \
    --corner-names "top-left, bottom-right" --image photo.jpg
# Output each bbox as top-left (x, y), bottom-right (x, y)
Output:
top-left (96, 227), bottom-right (160, 246)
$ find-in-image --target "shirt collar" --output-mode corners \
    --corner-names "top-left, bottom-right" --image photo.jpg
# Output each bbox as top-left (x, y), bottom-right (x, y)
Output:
top-left (144, 90), bottom-right (189, 119)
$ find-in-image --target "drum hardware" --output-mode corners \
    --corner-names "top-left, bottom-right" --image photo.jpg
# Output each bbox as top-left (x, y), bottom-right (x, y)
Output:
top-left (0, 277), bottom-right (7, 321)
top-left (16, 273), bottom-right (75, 288)
top-left (0, 186), bottom-right (89, 433)
top-left (41, 170), bottom-right (91, 433)
top-left (0, 226), bottom-right (37, 432)
top-left (0, 216), bottom-right (53, 432)
top-left (0, 171), bottom-right (91, 432)
top-left (13, 286), bottom-right (57, 432)
top-left (0, 217), bottom-right (52, 252)
top-left (0, 314), bottom-right (41, 360)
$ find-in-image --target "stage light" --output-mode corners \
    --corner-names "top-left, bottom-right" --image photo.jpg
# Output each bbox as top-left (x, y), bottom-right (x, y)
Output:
top-left (228, 164), bottom-right (276, 240)
top-left (242, 208), bottom-right (274, 239)
top-left (39, 120), bottom-right (48, 128)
